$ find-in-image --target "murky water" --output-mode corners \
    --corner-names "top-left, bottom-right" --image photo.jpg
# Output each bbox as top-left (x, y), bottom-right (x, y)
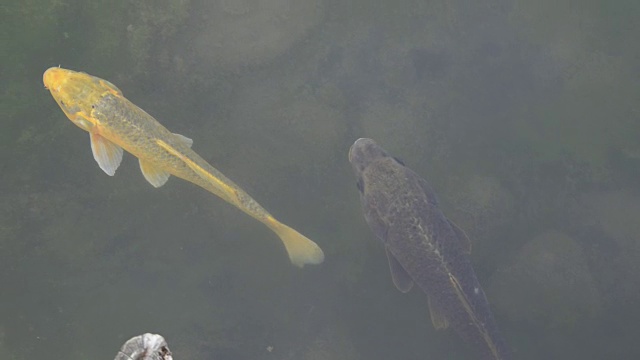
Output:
top-left (2, 0), bottom-right (639, 359)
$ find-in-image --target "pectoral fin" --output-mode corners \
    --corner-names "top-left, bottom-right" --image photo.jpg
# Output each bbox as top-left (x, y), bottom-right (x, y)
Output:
top-left (139, 159), bottom-right (170, 188)
top-left (386, 247), bottom-right (414, 293)
top-left (448, 219), bottom-right (472, 254)
top-left (90, 133), bottom-right (123, 176)
top-left (427, 295), bottom-right (450, 330)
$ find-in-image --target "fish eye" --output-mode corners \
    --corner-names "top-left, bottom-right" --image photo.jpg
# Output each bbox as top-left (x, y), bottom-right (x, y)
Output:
top-left (91, 105), bottom-right (95, 109)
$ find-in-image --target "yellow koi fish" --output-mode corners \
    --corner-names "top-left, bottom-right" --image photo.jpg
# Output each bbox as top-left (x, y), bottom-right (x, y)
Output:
top-left (43, 67), bottom-right (324, 267)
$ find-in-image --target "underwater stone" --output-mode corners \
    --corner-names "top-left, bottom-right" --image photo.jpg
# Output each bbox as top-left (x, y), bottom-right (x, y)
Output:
top-left (488, 230), bottom-right (601, 328)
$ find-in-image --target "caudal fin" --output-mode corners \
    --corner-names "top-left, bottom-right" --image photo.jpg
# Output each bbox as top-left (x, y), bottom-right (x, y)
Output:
top-left (270, 222), bottom-right (324, 267)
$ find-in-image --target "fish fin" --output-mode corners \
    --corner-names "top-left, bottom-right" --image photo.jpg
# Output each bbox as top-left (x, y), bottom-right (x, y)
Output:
top-left (173, 133), bottom-right (193, 148)
top-left (448, 273), bottom-right (501, 358)
top-left (99, 79), bottom-right (123, 96)
top-left (427, 295), bottom-right (450, 330)
top-left (156, 139), bottom-right (236, 201)
top-left (385, 247), bottom-right (414, 293)
top-left (269, 221), bottom-right (324, 267)
top-left (448, 219), bottom-right (472, 254)
top-left (448, 273), bottom-right (479, 323)
top-left (90, 132), bottom-right (123, 176)
top-left (416, 177), bottom-right (439, 206)
top-left (158, 137), bottom-right (323, 267)
top-left (139, 159), bottom-right (170, 188)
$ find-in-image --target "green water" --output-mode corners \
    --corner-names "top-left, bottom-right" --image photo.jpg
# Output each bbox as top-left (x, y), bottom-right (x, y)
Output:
top-left (2, 0), bottom-right (639, 359)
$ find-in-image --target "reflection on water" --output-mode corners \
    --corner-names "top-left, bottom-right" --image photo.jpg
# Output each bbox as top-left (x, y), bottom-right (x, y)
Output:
top-left (2, 0), bottom-right (640, 359)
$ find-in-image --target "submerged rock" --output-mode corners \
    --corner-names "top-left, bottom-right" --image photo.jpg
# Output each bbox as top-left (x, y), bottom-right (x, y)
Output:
top-left (189, 0), bottom-right (324, 69)
top-left (488, 231), bottom-right (601, 328)
top-left (576, 190), bottom-right (640, 304)
top-left (114, 334), bottom-right (172, 360)
top-left (302, 325), bottom-right (360, 360)
top-left (448, 175), bottom-right (514, 242)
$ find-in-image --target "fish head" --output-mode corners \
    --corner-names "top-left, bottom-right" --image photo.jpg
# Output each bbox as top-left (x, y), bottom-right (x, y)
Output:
top-left (348, 138), bottom-right (389, 173)
top-left (349, 138), bottom-right (408, 242)
top-left (43, 67), bottom-right (122, 132)
top-left (349, 138), bottom-right (405, 191)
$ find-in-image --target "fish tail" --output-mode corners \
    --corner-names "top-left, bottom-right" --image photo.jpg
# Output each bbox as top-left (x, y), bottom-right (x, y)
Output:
top-left (269, 220), bottom-right (324, 267)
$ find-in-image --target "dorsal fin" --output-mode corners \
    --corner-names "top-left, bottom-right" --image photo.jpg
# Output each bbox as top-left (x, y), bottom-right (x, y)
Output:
top-left (448, 219), bottom-right (472, 254)
top-left (155, 139), bottom-right (236, 204)
top-left (173, 133), bottom-right (193, 147)
top-left (415, 176), bottom-right (439, 206)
